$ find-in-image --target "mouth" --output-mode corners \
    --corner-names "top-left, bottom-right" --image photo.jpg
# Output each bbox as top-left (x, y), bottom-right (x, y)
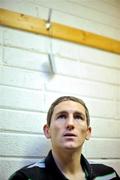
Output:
top-left (64, 133), bottom-right (77, 137)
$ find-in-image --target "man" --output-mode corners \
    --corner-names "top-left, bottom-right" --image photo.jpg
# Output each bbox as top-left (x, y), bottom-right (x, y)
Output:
top-left (9, 96), bottom-right (119, 179)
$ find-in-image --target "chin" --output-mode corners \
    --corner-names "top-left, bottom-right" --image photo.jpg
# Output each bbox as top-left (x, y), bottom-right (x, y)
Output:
top-left (62, 142), bottom-right (83, 150)
top-left (63, 143), bottom-right (77, 149)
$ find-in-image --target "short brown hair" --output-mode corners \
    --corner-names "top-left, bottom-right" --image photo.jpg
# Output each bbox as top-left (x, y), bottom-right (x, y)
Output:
top-left (47, 96), bottom-right (90, 126)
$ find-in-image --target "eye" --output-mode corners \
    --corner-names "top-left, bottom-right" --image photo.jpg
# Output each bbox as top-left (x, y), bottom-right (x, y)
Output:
top-left (56, 114), bottom-right (67, 120)
top-left (74, 113), bottom-right (85, 120)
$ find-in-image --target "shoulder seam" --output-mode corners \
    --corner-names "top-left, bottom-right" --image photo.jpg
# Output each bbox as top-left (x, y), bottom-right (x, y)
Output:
top-left (27, 158), bottom-right (45, 169)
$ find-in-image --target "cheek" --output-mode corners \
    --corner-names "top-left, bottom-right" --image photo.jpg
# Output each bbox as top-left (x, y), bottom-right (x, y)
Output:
top-left (50, 124), bottom-right (61, 136)
top-left (78, 125), bottom-right (88, 134)
top-left (54, 125), bottom-right (65, 139)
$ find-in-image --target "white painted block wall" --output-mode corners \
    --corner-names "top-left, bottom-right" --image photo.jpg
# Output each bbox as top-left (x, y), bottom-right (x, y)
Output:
top-left (0, 0), bottom-right (120, 179)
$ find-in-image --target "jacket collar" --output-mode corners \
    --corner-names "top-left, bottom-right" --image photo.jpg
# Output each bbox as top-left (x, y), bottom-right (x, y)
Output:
top-left (45, 150), bottom-right (92, 179)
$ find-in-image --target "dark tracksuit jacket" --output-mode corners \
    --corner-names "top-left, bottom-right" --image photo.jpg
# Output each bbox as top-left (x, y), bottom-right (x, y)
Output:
top-left (9, 151), bottom-right (120, 180)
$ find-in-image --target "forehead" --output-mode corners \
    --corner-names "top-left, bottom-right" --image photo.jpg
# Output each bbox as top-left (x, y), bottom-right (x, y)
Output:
top-left (53, 100), bottom-right (86, 114)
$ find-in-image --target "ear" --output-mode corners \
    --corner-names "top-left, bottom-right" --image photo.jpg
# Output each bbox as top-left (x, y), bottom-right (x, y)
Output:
top-left (86, 127), bottom-right (92, 140)
top-left (43, 124), bottom-right (51, 139)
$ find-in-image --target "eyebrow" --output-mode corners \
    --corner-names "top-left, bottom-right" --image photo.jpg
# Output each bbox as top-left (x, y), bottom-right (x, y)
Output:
top-left (55, 111), bottom-right (68, 116)
top-left (55, 111), bottom-right (85, 117)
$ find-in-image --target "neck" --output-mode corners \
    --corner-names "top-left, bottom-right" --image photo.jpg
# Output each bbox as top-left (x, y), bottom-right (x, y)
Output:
top-left (52, 149), bottom-right (83, 175)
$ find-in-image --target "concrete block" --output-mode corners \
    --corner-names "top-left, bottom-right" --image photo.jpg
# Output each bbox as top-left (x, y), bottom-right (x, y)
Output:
top-left (45, 74), bottom-right (118, 100)
top-left (0, 133), bottom-right (51, 157)
top-left (0, 109), bottom-right (46, 133)
top-left (0, 66), bottom-right (45, 89)
top-left (4, 47), bottom-right (51, 72)
top-left (0, 85), bottom-right (44, 111)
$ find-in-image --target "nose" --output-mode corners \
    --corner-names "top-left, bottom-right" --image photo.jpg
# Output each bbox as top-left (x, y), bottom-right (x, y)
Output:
top-left (66, 115), bottom-right (74, 130)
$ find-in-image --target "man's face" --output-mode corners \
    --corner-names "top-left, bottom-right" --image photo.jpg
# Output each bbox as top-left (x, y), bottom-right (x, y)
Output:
top-left (44, 100), bottom-right (91, 152)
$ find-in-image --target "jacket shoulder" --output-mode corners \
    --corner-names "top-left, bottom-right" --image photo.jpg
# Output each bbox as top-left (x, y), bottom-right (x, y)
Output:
top-left (90, 163), bottom-right (119, 179)
top-left (9, 159), bottom-right (47, 180)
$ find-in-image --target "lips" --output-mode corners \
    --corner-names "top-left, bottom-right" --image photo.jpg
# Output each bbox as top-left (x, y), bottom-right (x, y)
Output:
top-left (64, 133), bottom-right (77, 137)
